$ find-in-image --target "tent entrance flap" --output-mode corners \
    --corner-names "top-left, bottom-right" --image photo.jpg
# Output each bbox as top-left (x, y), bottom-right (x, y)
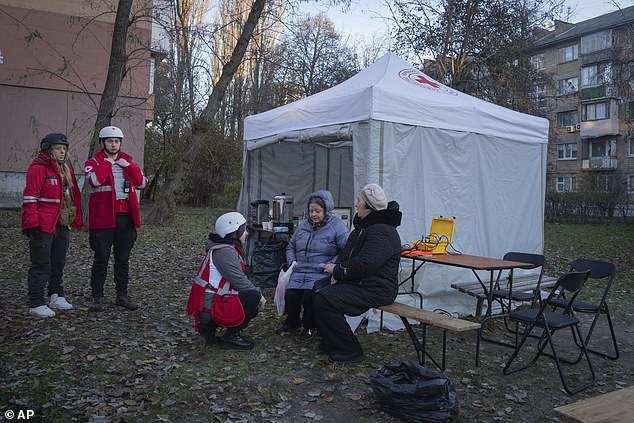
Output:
top-left (237, 141), bottom-right (354, 223)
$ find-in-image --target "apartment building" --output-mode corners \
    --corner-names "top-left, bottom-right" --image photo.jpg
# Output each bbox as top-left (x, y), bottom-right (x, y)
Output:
top-left (531, 7), bottom-right (634, 198)
top-left (0, 0), bottom-right (154, 204)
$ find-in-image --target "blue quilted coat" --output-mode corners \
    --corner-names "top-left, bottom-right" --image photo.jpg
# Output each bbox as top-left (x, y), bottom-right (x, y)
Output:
top-left (286, 190), bottom-right (349, 290)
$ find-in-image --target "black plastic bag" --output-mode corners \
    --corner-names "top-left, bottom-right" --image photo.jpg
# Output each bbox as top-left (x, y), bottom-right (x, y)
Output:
top-left (369, 361), bottom-right (459, 423)
top-left (251, 241), bottom-right (287, 287)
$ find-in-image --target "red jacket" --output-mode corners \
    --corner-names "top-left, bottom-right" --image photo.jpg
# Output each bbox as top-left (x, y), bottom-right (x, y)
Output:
top-left (22, 152), bottom-right (82, 234)
top-left (84, 149), bottom-right (147, 229)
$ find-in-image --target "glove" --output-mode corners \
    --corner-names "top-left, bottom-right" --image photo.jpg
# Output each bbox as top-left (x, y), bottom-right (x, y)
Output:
top-left (115, 158), bottom-right (130, 168)
top-left (258, 294), bottom-right (267, 310)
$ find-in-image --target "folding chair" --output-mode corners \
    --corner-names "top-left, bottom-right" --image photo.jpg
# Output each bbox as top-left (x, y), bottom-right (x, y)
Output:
top-left (548, 258), bottom-right (619, 362)
top-left (491, 252), bottom-right (545, 312)
top-left (503, 270), bottom-right (594, 395)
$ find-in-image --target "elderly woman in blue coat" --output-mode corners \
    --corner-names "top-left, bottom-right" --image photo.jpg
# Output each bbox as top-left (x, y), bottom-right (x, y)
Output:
top-left (277, 190), bottom-right (349, 340)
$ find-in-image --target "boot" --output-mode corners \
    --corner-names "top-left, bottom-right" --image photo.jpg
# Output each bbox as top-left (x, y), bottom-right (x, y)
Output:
top-left (89, 297), bottom-right (104, 312)
top-left (219, 331), bottom-right (254, 350)
top-left (115, 296), bottom-right (139, 311)
top-left (199, 323), bottom-right (219, 345)
top-left (298, 328), bottom-right (317, 341)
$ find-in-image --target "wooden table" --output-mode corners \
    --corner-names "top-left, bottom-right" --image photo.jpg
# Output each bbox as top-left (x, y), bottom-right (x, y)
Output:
top-left (554, 386), bottom-right (634, 423)
top-left (399, 252), bottom-right (530, 365)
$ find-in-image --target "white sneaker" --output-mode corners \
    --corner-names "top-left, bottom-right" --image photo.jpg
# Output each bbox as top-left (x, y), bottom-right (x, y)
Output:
top-left (29, 305), bottom-right (56, 318)
top-left (49, 294), bottom-right (73, 310)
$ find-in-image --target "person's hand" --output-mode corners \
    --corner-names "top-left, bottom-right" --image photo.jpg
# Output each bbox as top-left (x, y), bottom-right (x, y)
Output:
top-left (321, 263), bottom-right (336, 274)
top-left (115, 158), bottom-right (130, 168)
top-left (105, 157), bottom-right (116, 165)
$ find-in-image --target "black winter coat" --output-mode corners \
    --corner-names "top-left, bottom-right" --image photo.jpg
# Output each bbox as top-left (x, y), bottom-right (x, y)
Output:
top-left (317, 202), bottom-right (402, 316)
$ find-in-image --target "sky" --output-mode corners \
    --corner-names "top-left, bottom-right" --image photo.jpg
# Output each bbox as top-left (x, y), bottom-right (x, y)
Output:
top-left (302, 0), bottom-right (634, 41)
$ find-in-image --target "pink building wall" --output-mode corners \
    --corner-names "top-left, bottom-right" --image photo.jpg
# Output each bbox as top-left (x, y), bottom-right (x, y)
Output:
top-left (0, 2), bottom-right (154, 196)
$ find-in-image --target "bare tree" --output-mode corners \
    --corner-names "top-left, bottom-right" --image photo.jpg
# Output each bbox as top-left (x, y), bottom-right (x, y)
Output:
top-left (277, 13), bottom-right (359, 99)
top-left (146, 0), bottom-right (267, 224)
top-left (388, 0), bottom-right (565, 108)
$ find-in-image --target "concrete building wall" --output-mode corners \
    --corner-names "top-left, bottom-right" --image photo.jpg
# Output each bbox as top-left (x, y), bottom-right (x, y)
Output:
top-left (0, 0), bottom-right (154, 205)
top-left (533, 13), bottom-right (634, 197)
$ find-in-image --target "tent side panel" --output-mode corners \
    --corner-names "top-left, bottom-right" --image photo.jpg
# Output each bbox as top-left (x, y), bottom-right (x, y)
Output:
top-left (375, 122), bottom-right (545, 316)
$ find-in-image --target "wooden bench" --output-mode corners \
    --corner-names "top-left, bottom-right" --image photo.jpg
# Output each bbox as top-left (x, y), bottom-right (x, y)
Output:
top-left (378, 302), bottom-right (480, 371)
top-left (554, 385), bottom-right (634, 423)
top-left (450, 273), bottom-right (557, 317)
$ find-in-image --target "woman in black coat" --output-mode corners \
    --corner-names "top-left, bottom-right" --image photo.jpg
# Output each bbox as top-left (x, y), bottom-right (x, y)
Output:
top-left (316, 183), bottom-right (402, 364)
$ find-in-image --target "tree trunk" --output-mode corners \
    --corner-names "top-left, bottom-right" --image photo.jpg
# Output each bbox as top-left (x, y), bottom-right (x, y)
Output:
top-left (81, 0), bottom-right (133, 225)
top-left (146, 0), bottom-right (266, 225)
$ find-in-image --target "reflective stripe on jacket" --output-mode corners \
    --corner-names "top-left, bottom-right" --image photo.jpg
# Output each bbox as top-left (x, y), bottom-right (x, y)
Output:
top-left (83, 149), bottom-right (147, 229)
top-left (21, 152), bottom-right (82, 234)
top-left (186, 245), bottom-right (244, 331)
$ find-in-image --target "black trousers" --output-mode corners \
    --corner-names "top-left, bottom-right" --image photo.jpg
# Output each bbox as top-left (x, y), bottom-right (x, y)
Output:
top-left (200, 289), bottom-right (261, 334)
top-left (27, 225), bottom-right (69, 307)
top-left (284, 288), bottom-right (316, 330)
top-left (313, 290), bottom-right (363, 356)
top-left (227, 289), bottom-right (261, 333)
top-left (89, 214), bottom-right (136, 298)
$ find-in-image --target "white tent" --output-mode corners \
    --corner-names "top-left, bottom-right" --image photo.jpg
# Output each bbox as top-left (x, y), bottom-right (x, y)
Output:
top-left (238, 52), bottom-right (549, 316)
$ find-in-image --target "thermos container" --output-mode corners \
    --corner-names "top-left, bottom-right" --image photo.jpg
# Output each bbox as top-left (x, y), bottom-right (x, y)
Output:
top-left (272, 193), bottom-right (294, 226)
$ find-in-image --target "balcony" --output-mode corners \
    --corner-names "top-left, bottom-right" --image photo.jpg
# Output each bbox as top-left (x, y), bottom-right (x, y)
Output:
top-left (581, 156), bottom-right (618, 170)
top-left (579, 48), bottom-right (617, 66)
top-left (581, 85), bottom-right (606, 100)
top-left (580, 117), bottom-right (619, 138)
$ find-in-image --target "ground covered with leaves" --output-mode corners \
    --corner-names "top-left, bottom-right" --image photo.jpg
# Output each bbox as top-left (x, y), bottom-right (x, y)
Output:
top-left (1, 207), bottom-right (633, 423)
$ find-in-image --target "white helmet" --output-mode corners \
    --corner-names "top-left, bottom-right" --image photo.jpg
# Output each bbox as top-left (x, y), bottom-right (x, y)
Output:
top-left (215, 212), bottom-right (246, 238)
top-left (99, 126), bottom-right (124, 140)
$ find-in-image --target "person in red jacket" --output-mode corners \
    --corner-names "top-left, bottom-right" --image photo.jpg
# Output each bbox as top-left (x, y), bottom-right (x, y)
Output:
top-left (84, 126), bottom-right (147, 312)
top-left (22, 133), bottom-right (82, 318)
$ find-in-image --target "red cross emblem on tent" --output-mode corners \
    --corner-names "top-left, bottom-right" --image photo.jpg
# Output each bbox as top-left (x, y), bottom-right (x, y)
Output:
top-left (414, 75), bottom-right (440, 89)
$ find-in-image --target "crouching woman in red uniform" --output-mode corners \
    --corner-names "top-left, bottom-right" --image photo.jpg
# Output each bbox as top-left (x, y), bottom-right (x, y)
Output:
top-left (22, 133), bottom-right (82, 318)
top-left (187, 212), bottom-right (262, 350)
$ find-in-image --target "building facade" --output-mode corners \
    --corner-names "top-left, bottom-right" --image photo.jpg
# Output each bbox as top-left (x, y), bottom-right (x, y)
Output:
top-left (0, 0), bottom-right (154, 205)
top-left (531, 7), bottom-right (634, 201)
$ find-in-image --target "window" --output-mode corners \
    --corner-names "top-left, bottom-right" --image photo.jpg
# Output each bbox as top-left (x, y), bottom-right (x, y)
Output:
top-left (530, 84), bottom-right (546, 109)
top-left (590, 139), bottom-right (616, 157)
top-left (581, 102), bottom-right (609, 121)
top-left (592, 175), bottom-right (610, 192)
top-left (557, 77), bottom-right (578, 95)
top-left (557, 110), bottom-right (579, 127)
top-left (556, 176), bottom-right (577, 192)
top-left (530, 53), bottom-right (545, 70)
top-left (558, 45), bottom-right (579, 62)
top-left (557, 143), bottom-right (578, 160)
top-left (581, 30), bottom-right (613, 54)
top-left (581, 63), bottom-right (611, 87)
top-left (629, 101), bottom-right (634, 120)
top-left (629, 175), bottom-right (634, 193)
top-left (148, 58), bottom-right (155, 96)
top-left (629, 137), bottom-right (634, 156)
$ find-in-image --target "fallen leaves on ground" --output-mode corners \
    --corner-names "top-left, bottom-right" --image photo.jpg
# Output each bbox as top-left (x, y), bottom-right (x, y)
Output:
top-left (1, 208), bottom-right (633, 422)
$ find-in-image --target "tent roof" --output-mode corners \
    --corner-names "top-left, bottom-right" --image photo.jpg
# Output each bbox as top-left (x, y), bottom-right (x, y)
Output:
top-left (244, 52), bottom-right (548, 144)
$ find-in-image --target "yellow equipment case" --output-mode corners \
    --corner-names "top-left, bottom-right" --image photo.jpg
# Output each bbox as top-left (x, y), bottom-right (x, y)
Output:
top-left (416, 216), bottom-right (455, 254)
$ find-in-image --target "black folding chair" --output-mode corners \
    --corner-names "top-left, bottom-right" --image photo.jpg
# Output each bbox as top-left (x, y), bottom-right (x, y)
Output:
top-left (491, 252), bottom-right (545, 310)
top-left (548, 258), bottom-right (618, 362)
top-left (503, 270), bottom-right (594, 395)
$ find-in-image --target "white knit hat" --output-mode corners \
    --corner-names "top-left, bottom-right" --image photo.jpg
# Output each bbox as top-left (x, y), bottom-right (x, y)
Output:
top-left (360, 183), bottom-right (387, 210)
